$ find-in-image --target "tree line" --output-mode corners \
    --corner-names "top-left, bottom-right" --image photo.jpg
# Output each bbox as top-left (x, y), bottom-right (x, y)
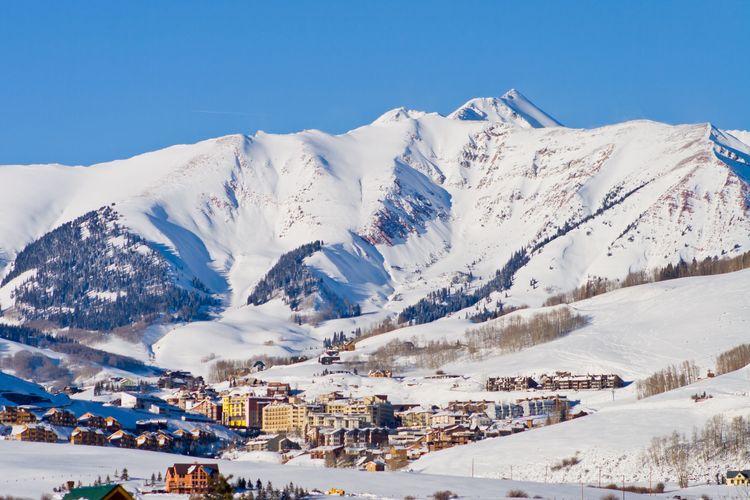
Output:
top-left (4, 206), bottom-right (217, 331)
top-left (365, 308), bottom-right (588, 370)
top-left (545, 250), bottom-right (750, 306)
top-left (247, 241), bottom-right (361, 322)
top-left (642, 413), bottom-right (750, 487)
top-left (716, 343), bottom-right (750, 375)
top-left (398, 248), bottom-right (528, 325)
top-left (635, 360), bottom-right (700, 399)
top-left (465, 307), bottom-right (588, 355)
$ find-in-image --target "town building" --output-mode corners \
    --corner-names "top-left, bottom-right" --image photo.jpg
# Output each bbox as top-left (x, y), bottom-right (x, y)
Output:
top-left (221, 393), bottom-right (274, 428)
top-left (188, 398), bottom-right (222, 422)
top-left (266, 382), bottom-right (291, 398)
top-left (136, 431), bottom-right (157, 450)
top-left (262, 401), bottom-right (308, 434)
top-left (42, 408), bottom-right (77, 427)
top-left (12, 423), bottom-right (58, 442)
top-left (245, 433), bottom-right (298, 452)
top-left (78, 412), bottom-right (106, 429)
top-left (0, 406), bottom-right (37, 425)
top-left (105, 416), bottom-right (122, 433)
top-left (107, 429), bottom-right (137, 448)
top-left (540, 372), bottom-right (624, 391)
top-left (70, 426), bottom-right (106, 446)
top-left (485, 376), bottom-right (539, 392)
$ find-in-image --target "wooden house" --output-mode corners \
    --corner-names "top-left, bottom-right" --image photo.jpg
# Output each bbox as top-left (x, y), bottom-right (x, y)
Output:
top-left (70, 426), bottom-right (106, 446)
top-left (42, 407), bottom-right (77, 427)
top-left (0, 406), bottom-right (38, 425)
top-left (11, 424), bottom-right (57, 442)
top-left (165, 462), bottom-right (220, 494)
top-left (365, 459), bottom-right (385, 472)
top-left (107, 429), bottom-right (137, 448)
top-left (78, 412), bottom-right (106, 429)
top-left (104, 416), bottom-right (122, 432)
top-left (136, 431), bottom-right (157, 450)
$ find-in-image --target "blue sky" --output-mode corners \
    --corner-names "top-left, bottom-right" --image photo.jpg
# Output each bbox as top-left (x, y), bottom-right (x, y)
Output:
top-left (1, 1), bottom-right (748, 165)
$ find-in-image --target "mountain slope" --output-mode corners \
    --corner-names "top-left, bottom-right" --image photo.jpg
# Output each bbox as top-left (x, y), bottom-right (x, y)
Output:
top-left (0, 90), bottom-right (748, 345)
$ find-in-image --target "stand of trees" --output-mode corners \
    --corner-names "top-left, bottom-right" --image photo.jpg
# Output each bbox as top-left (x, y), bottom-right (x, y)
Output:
top-left (643, 414), bottom-right (750, 488)
top-left (716, 343), bottom-right (750, 375)
top-left (367, 308), bottom-right (588, 369)
top-left (0, 323), bottom-right (152, 375)
top-left (398, 249), bottom-right (528, 325)
top-left (466, 307), bottom-right (588, 354)
top-left (545, 250), bottom-right (750, 306)
top-left (3, 207), bottom-right (217, 331)
top-left (247, 241), bottom-right (361, 321)
top-left (635, 360), bottom-right (700, 399)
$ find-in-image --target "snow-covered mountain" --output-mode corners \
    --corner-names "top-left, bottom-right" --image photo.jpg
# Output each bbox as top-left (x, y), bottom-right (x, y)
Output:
top-left (0, 89), bottom-right (749, 341)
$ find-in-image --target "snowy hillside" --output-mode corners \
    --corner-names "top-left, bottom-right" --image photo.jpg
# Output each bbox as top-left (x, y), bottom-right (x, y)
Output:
top-left (253, 270), bottom-right (750, 487)
top-left (0, 89), bottom-right (749, 367)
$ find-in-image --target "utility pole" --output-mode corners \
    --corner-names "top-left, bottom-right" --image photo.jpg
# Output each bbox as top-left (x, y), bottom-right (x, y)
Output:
top-left (622, 475), bottom-right (625, 500)
top-left (471, 458), bottom-right (474, 478)
top-left (510, 465), bottom-right (513, 481)
top-left (580, 480), bottom-right (584, 500)
top-left (598, 467), bottom-right (601, 488)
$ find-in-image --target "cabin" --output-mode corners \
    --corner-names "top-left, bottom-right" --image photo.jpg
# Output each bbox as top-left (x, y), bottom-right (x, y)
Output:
top-left (727, 470), bottom-right (750, 486)
top-left (42, 408), bottom-right (77, 427)
top-left (62, 484), bottom-right (134, 500)
top-left (107, 429), bottom-right (137, 448)
top-left (365, 459), bottom-right (386, 472)
top-left (104, 416), bottom-right (122, 432)
top-left (165, 462), bottom-right (220, 494)
top-left (70, 426), bottom-right (106, 446)
top-left (368, 369), bottom-right (392, 378)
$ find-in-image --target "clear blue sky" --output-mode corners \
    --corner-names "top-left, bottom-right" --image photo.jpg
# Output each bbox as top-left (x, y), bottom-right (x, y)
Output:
top-left (1, 1), bottom-right (748, 165)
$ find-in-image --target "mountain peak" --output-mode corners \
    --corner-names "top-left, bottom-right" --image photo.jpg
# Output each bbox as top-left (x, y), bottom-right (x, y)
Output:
top-left (373, 106), bottom-right (428, 125)
top-left (448, 89), bottom-right (562, 128)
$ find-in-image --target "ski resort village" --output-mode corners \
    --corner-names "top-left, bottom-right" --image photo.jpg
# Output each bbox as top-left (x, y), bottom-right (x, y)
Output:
top-left (2, 4), bottom-right (750, 496)
top-left (1, 88), bottom-right (750, 496)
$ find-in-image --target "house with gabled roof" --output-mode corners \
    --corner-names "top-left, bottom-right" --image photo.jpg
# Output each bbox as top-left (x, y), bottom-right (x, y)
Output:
top-left (42, 407), bottom-right (77, 427)
top-left (727, 469), bottom-right (750, 486)
top-left (11, 423), bottom-right (57, 442)
top-left (107, 429), bottom-right (136, 448)
top-left (62, 484), bottom-right (134, 500)
top-left (70, 426), bottom-right (106, 446)
top-left (165, 462), bottom-right (220, 494)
